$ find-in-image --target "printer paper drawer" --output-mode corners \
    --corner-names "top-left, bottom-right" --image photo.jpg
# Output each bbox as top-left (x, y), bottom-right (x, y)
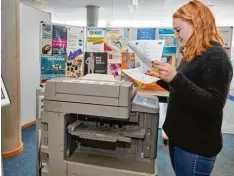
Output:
top-left (67, 160), bottom-right (156, 176)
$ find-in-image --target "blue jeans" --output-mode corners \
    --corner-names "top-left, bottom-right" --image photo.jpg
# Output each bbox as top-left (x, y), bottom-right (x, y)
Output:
top-left (169, 142), bottom-right (216, 176)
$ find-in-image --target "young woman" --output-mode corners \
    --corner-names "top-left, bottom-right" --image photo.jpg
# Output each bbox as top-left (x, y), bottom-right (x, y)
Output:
top-left (146, 0), bottom-right (233, 175)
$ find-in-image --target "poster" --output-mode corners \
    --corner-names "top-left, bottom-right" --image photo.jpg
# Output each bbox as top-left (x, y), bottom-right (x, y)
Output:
top-left (162, 47), bottom-right (177, 54)
top-left (120, 52), bottom-right (137, 82)
top-left (52, 25), bottom-right (68, 54)
top-left (158, 28), bottom-right (176, 46)
top-left (41, 23), bottom-right (52, 54)
top-left (67, 26), bottom-right (84, 57)
top-left (42, 38), bottom-right (52, 54)
top-left (121, 52), bottom-right (136, 70)
top-left (66, 26), bottom-right (84, 77)
top-left (137, 28), bottom-right (156, 40)
top-left (42, 23), bottom-right (52, 39)
top-left (66, 56), bottom-right (83, 78)
top-left (108, 64), bottom-right (121, 77)
top-left (218, 27), bottom-right (233, 57)
top-left (41, 54), bottom-right (66, 80)
top-left (104, 28), bottom-right (129, 64)
top-left (158, 28), bottom-right (177, 54)
top-left (218, 27), bottom-right (233, 48)
top-left (87, 28), bottom-right (105, 52)
top-left (84, 52), bottom-right (108, 75)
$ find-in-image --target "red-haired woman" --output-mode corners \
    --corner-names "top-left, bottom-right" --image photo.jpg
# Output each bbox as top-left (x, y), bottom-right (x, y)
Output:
top-left (147, 0), bottom-right (233, 175)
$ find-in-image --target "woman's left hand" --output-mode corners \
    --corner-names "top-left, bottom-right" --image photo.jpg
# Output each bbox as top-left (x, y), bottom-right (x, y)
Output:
top-left (146, 61), bottom-right (177, 82)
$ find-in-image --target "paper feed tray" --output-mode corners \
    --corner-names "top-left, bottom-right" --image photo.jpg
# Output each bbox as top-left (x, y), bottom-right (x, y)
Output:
top-left (67, 121), bottom-right (146, 150)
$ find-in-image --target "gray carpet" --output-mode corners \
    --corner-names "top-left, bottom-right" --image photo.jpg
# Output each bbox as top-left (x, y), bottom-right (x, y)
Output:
top-left (222, 99), bottom-right (234, 134)
top-left (2, 125), bottom-right (234, 176)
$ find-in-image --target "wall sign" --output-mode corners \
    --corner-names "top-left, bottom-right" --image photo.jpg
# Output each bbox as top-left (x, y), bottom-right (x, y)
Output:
top-left (1, 77), bottom-right (10, 107)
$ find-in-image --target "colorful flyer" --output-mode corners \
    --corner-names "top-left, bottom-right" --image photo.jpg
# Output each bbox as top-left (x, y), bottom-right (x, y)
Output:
top-left (52, 25), bottom-right (68, 54)
top-left (84, 52), bottom-right (108, 75)
top-left (41, 23), bottom-right (52, 55)
top-left (104, 28), bottom-right (129, 64)
top-left (120, 51), bottom-right (137, 83)
top-left (108, 64), bottom-right (121, 77)
top-left (66, 26), bottom-right (84, 78)
top-left (41, 54), bottom-right (66, 80)
top-left (137, 28), bottom-right (156, 40)
top-left (67, 26), bottom-right (84, 57)
top-left (121, 52), bottom-right (136, 70)
top-left (87, 28), bottom-right (104, 52)
top-left (66, 57), bottom-right (83, 78)
top-left (42, 38), bottom-right (52, 55)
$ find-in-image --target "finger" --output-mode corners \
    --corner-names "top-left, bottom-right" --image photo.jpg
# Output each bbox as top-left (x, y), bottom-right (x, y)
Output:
top-left (145, 70), bottom-right (160, 77)
top-left (145, 70), bottom-right (154, 75)
top-left (152, 61), bottom-right (168, 70)
top-left (152, 60), bottom-right (166, 66)
top-left (154, 65), bottom-right (168, 72)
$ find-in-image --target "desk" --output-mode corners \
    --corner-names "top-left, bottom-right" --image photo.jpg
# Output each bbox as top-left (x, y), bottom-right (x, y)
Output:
top-left (137, 89), bottom-right (169, 99)
top-left (137, 89), bottom-right (169, 144)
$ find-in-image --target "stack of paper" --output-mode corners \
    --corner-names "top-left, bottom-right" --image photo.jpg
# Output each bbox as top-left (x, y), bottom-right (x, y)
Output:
top-left (122, 40), bottom-right (165, 84)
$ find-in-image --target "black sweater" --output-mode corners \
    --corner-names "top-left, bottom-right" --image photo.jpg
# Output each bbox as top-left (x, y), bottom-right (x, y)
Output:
top-left (157, 41), bottom-right (233, 157)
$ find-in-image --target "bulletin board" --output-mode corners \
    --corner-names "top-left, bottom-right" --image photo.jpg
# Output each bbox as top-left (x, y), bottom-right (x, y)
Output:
top-left (40, 22), bottom-right (85, 84)
top-left (38, 25), bottom-right (233, 90)
top-left (85, 27), bottom-right (178, 90)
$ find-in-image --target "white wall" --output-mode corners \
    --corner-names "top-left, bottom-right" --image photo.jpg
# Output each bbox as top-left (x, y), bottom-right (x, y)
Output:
top-left (20, 3), bottom-right (51, 126)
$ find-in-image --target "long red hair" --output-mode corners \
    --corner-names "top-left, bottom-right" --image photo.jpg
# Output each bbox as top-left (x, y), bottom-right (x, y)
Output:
top-left (173, 0), bottom-right (224, 61)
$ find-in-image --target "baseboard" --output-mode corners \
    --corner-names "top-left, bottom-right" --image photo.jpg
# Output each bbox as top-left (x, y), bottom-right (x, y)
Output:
top-left (2, 142), bottom-right (24, 158)
top-left (21, 120), bottom-right (36, 129)
top-left (2, 121), bottom-right (35, 158)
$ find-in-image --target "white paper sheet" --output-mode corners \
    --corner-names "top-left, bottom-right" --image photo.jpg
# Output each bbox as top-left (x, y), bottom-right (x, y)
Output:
top-left (122, 68), bottom-right (160, 84)
top-left (122, 40), bottom-right (165, 84)
top-left (128, 40), bottom-right (165, 71)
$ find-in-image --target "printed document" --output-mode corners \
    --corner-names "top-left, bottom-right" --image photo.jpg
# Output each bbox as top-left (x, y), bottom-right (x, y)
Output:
top-left (122, 40), bottom-right (165, 84)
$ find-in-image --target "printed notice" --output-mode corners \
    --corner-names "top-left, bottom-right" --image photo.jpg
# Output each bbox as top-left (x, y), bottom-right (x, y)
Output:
top-left (122, 40), bottom-right (165, 84)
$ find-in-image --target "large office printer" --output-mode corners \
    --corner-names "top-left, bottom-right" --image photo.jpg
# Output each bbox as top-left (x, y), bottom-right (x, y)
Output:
top-left (38, 74), bottom-right (160, 176)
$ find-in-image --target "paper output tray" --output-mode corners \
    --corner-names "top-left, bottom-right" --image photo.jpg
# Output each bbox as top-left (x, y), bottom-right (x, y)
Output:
top-left (67, 121), bottom-right (146, 144)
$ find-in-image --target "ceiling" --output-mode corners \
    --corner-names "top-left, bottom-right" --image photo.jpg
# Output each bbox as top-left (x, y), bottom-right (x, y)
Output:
top-left (20, 0), bottom-right (234, 24)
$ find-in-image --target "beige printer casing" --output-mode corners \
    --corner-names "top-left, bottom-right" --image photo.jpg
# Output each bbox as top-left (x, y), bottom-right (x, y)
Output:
top-left (37, 74), bottom-right (160, 176)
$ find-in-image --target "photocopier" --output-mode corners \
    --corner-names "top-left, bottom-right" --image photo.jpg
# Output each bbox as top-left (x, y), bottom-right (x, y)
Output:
top-left (37, 74), bottom-right (160, 176)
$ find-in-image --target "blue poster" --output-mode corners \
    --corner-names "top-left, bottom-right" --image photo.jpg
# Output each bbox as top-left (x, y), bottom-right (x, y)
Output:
top-left (158, 28), bottom-right (175, 35)
top-left (137, 28), bottom-right (156, 40)
top-left (163, 47), bottom-right (177, 54)
top-left (158, 28), bottom-right (177, 47)
top-left (41, 54), bottom-right (66, 80)
top-left (158, 28), bottom-right (177, 54)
